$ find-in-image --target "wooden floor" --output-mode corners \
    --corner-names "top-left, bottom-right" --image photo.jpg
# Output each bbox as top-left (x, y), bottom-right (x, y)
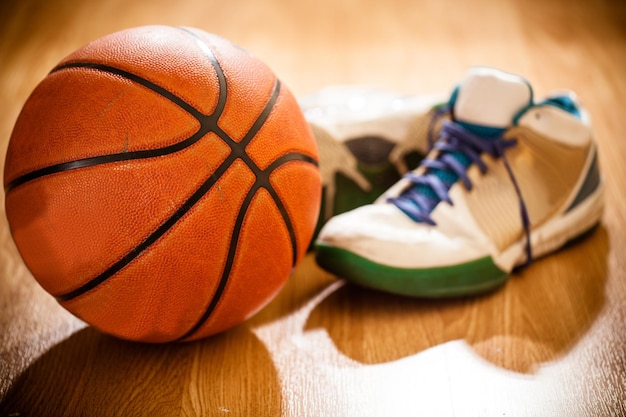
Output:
top-left (1, 0), bottom-right (625, 415)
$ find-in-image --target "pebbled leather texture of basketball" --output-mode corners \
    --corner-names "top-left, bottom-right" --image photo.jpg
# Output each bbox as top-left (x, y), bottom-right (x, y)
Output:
top-left (3, 25), bottom-right (321, 343)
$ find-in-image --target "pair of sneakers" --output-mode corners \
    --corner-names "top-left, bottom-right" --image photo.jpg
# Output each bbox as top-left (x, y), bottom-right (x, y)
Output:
top-left (303, 67), bottom-right (604, 298)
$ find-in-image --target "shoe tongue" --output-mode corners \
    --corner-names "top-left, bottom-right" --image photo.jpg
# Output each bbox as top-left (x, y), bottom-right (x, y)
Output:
top-left (451, 67), bottom-right (533, 136)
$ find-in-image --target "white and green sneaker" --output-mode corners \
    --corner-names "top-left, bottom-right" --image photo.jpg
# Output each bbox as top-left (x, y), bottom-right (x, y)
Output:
top-left (315, 67), bottom-right (604, 297)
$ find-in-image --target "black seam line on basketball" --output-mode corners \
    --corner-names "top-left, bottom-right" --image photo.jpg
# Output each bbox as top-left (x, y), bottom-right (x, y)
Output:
top-left (50, 62), bottom-right (207, 120)
top-left (176, 152), bottom-right (317, 341)
top-left (241, 79), bottom-right (281, 146)
top-left (176, 83), bottom-right (306, 341)
top-left (204, 78), bottom-right (282, 187)
top-left (5, 60), bottom-right (228, 193)
top-left (176, 26), bottom-right (228, 117)
top-left (55, 75), bottom-right (281, 302)
top-left (175, 181), bottom-right (261, 341)
top-left (207, 78), bottom-right (282, 151)
top-left (266, 153), bottom-right (319, 170)
top-left (4, 125), bottom-right (213, 193)
top-left (54, 152), bottom-right (239, 302)
top-left (265, 153), bottom-right (320, 266)
top-left (177, 84), bottom-right (285, 340)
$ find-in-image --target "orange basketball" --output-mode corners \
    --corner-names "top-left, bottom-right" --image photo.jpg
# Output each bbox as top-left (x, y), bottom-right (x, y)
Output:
top-left (3, 26), bottom-right (321, 343)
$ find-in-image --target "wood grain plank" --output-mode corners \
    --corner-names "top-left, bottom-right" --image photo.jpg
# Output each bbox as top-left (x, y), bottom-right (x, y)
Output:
top-left (1, 0), bottom-right (625, 415)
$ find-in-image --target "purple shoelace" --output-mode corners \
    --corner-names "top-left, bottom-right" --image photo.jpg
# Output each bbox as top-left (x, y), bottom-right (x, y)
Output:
top-left (389, 120), bottom-right (533, 267)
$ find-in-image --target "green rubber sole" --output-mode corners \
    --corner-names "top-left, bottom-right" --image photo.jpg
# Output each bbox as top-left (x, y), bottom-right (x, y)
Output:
top-left (315, 242), bottom-right (509, 298)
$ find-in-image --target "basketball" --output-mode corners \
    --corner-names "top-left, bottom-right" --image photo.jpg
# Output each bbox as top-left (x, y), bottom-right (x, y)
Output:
top-left (3, 26), bottom-right (321, 343)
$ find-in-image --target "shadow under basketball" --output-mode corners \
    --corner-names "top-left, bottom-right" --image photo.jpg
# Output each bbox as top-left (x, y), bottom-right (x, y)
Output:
top-left (0, 324), bottom-right (282, 416)
top-left (304, 225), bottom-right (609, 373)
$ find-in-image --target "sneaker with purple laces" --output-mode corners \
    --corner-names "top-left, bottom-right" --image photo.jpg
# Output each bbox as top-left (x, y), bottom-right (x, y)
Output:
top-left (315, 67), bottom-right (604, 297)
